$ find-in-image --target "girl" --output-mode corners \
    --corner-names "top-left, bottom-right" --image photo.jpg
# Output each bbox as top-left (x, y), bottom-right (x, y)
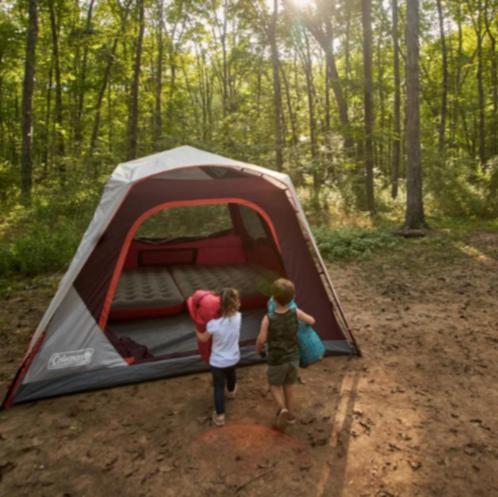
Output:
top-left (196, 288), bottom-right (241, 427)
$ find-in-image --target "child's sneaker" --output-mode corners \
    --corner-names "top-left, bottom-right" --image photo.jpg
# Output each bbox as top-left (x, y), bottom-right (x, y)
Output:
top-left (212, 412), bottom-right (225, 427)
top-left (226, 384), bottom-right (238, 399)
top-left (287, 413), bottom-right (297, 425)
top-left (274, 408), bottom-right (290, 430)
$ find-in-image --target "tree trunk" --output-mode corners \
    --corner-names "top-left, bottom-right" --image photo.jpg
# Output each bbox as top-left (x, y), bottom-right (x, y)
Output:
top-left (154, 0), bottom-right (164, 150)
top-left (391, 0), bottom-right (401, 199)
top-left (403, 0), bottom-right (426, 230)
top-left (48, 0), bottom-right (65, 182)
top-left (484, 0), bottom-right (497, 157)
top-left (88, 0), bottom-right (132, 160)
top-left (362, 0), bottom-right (375, 214)
top-left (75, 0), bottom-right (95, 150)
top-left (475, 0), bottom-right (486, 166)
top-left (269, 0), bottom-right (284, 171)
top-left (436, 0), bottom-right (448, 156)
top-left (20, 0), bottom-right (38, 203)
top-left (41, 60), bottom-right (53, 176)
top-left (126, 0), bottom-right (145, 161)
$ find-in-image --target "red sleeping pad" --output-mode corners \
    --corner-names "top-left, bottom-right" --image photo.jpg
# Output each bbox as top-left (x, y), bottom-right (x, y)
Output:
top-left (186, 290), bottom-right (221, 362)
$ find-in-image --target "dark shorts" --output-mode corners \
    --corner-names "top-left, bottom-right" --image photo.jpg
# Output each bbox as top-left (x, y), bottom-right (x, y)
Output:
top-left (267, 360), bottom-right (299, 386)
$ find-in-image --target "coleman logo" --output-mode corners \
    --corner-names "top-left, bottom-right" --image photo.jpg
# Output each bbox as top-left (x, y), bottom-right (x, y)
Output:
top-left (48, 348), bottom-right (94, 370)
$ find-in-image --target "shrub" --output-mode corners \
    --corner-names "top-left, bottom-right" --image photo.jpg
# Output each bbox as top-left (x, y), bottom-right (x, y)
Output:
top-left (313, 226), bottom-right (400, 260)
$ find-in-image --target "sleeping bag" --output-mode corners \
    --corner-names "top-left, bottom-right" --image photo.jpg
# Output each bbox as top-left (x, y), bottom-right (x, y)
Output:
top-left (186, 290), bottom-right (221, 362)
top-left (267, 297), bottom-right (325, 368)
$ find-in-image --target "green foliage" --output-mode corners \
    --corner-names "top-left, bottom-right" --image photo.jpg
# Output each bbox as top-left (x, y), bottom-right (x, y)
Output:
top-left (312, 226), bottom-right (401, 260)
top-left (0, 181), bottom-right (102, 277)
top-left (425, 154), bottom-right (498, 219)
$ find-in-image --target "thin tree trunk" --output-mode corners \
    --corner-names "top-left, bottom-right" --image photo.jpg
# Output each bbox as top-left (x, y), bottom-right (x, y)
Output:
top-left (391, 0), bottom-right (401, 199)
top-left (484, 0), bottom-right (497, 157)
top-left (41, 60), bottom-right (53, 175)
top-left (20, 0), bottom-right (38, 202)
top-left (154, 0), bottom-right (164, 149)
top-left (403, 0), bottom-right (426, 230)
top-left (75, 0), bottom-right (95, 150)
top-left (285, 0), bottom-right (352, 152)
top-left (48, 0), bottom-right (65, 182)
top-left (88, 0), bottom-right (132, 159)
top-left (362, 0), bottom-right (375, 214)
top-left (126, 0), bottom-right (145, 161)
top-left (269, 0), bottom-right (284, 171)
top-left (436, 0), bottom-right (448, 156)
top-left (474, 0), bottom-right (486, 166)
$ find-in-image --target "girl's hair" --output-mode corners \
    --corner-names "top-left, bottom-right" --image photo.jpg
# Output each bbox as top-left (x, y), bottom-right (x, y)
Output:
top-left (219, 288), bottom-right (240, 317)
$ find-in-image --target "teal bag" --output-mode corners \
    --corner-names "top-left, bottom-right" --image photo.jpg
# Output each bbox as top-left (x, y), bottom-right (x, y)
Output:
top-left (267, 298), bottom-right (325, 368)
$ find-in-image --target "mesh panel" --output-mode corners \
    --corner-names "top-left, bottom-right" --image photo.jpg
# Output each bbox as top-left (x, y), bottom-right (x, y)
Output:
top-left (135, 205), bottom-right (233, 240)
top-left (239, 205), bottom-right (267, 240)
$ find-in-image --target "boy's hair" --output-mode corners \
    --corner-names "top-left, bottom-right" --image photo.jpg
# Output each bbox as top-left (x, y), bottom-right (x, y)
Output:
top-left (220, 288), bottom-right (240, 317)
top-left (271, 278), bottom-right (295, 306)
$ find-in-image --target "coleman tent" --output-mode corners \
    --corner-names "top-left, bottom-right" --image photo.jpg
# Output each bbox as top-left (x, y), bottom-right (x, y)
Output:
top-left (3, 146), bottom-right (359, 408)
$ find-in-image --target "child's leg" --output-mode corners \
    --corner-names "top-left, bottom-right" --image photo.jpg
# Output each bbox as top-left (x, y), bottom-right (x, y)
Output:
top-left (283, 384), bottom-right (294, 413)
top-left (269, 385), bottom-right (286, 411)
top-left (225, 366), bottom-right (237, 394)
top-left (210, 367), bottom-right (226, 415)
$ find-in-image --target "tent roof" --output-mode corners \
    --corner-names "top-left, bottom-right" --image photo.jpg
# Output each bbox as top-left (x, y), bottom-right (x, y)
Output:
top-left (112, 145), bottom-right (291, 185)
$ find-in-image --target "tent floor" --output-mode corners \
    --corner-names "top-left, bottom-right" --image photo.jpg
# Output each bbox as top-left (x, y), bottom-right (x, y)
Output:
top-left (106, 308), bottom-right (267, 359)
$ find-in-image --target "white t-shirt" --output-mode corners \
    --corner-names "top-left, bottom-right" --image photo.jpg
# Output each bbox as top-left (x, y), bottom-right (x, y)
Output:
top-left (206, 312), bottom-right (241, 368)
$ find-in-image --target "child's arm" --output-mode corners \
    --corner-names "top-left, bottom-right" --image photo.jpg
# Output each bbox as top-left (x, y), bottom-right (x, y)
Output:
top-left (296, 308), bottom-right (316, 326)
top-left (196, 329), bottom-right (212, 343)
top-left (256, 315), bottom-right (269, 354)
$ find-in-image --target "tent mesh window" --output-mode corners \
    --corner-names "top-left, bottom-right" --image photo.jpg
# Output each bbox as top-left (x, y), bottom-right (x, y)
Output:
top-left (239, 205), bottom-right (268, 240)
top-left (135, 205), bottom-right (233, 241)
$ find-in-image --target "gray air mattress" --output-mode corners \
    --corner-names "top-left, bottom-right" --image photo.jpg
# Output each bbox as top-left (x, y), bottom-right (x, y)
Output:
top-left (111, 267), bottom-right (184, 310)
top-left (170, 263), bottom-right (274, 300)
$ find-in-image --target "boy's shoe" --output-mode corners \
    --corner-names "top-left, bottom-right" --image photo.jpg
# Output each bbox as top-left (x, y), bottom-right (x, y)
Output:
top-left (274, 408), bottom-right (290, 430)
top-left (287, 413), bottom-right (297, 425)
top-left (212, 412), bottom-right (225, 427)
top-left (226, 384), bottom-right (238, 399)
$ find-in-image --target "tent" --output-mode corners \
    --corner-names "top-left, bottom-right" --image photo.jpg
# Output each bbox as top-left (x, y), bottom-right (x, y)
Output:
top-left (2, 146), bottom-right (359, 408)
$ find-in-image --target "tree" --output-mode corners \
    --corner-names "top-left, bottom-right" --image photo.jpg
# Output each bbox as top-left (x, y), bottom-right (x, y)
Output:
top-left (20, 0), bottom-right (38, 202)
top-left (391, 0), bottom-right (401, 199)
top-left (361, 0), bottom-right (375, 214)
top-left (126, 0), bottom-right (145, 161)
top-left (403, 0), bottom-right (427, 231)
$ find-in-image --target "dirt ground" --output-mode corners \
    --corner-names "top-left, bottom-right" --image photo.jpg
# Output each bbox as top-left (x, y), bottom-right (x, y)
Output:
top-left (0, 230), bottom-right (497, 497)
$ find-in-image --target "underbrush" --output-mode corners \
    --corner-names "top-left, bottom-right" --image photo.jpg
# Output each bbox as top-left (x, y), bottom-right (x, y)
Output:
top-left (0, 180), bottom-right (103, 277)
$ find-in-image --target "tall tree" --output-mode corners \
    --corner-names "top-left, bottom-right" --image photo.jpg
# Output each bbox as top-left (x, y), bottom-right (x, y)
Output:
top-left (285, 0), bottom-right (353, 152)
top-left (268, 0), bottom-right (285, 170)
top-left (154, 0), bottom-right (164, 150)
top-left (361, 0), bottom-right (375, 214)
top-left (391, 0), bottom-right (401, 199)
top-left (483, 0), bottom-right (497, 157)
top-left (126, 0), bottom-right (145, 161)
top-left (88, 0), bottom-right (133, 160)
top-left (20, 0), bottom-right (38, 202)
top-left (403, 0), bottom-right (426, 230)
top-left (48, 0), bottom-right (65, 181)
top-left (436, 0), bottom-right (448, 156)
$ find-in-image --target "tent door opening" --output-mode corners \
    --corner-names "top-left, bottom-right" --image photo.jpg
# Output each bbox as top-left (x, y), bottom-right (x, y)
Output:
top-left (104, 202), bottom-right (286, 364)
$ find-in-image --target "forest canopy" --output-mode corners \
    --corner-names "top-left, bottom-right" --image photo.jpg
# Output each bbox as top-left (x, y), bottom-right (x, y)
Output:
top-left (0, 0), bottom-right (497, 275)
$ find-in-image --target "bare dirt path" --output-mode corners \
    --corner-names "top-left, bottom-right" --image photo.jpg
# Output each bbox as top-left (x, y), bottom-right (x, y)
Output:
top-left (1, 231), bottom-right (497, 497)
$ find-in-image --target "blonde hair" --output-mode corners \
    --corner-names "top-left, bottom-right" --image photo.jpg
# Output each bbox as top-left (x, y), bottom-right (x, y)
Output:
top-left (219, 288), bottom-right (240, 317)
top-left (271, 278), bottom-right (295, 306)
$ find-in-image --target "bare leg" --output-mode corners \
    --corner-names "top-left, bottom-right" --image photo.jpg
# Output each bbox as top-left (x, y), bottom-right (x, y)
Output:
top-left (283, 384), bottom-right (294, 413)
top-left (270, 385), bottom-right (286, 411)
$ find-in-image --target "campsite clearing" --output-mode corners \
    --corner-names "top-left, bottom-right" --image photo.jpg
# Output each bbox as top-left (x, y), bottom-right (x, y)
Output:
top-left (0, 229), bottom-right (497, 497)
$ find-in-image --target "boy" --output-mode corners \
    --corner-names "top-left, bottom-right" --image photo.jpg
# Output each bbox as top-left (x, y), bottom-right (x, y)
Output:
top-left (256, 278), bottom-right (315, 429)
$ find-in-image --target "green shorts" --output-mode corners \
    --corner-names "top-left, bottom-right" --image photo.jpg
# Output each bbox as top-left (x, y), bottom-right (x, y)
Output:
top-left (267, 360), bottom-right (299, 386)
